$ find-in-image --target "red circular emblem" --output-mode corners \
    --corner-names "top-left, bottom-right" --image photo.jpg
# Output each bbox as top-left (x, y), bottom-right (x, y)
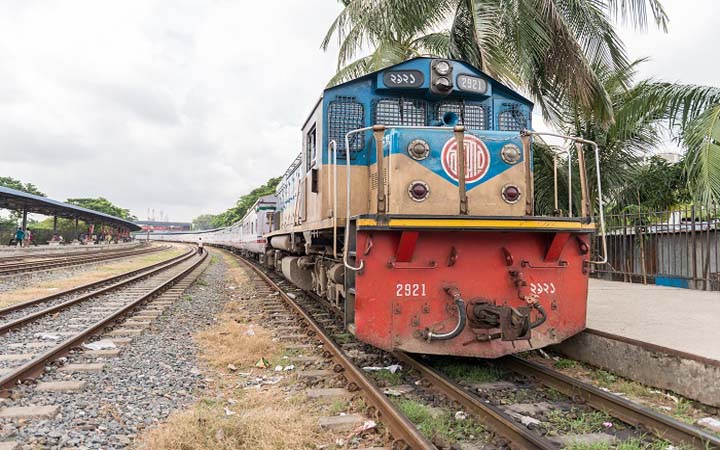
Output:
top-left (441, 135), bottom-right (490, 183)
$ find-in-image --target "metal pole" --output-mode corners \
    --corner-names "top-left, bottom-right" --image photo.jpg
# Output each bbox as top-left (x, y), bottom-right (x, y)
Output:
top-left (454, 125), bottom-right (468, 215)
top-left (373, 125), bottom-right (387, 214)
top-left (691, 205), bottom-right (698, 289)
top-left (53, 216), bottom-right (58, 233)
top-left (21, 209), bottom-right (27, 233)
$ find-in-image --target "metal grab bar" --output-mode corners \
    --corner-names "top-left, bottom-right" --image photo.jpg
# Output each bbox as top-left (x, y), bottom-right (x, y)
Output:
top-left (340, 125), bottom-right (523, 271)
top-left (328, 140), bottom-right (338, 258)
top-left (522, 131), bottom-right (607, 265)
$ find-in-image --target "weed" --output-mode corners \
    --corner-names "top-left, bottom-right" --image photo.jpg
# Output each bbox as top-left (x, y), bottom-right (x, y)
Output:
top-left (329, 400), bottom-right (346, 415)
top-left (545, 388), bottom-right (567, 402)
top-left (394, 399), bottom-right (485, 442)
top-left (183, 295), bottom-right (193, 301)
top-left (334, 332), bottom-right (353, 344)
top-left (371, 368), bottom-right (405, 386)
top-left (672, 398), bottom-right (695, 424)
top-left (593, 370), bottom-right (618, 387)
top-left (565, 437), bottom-right (673, 450)
top-left (437, 359), bottom-right (503, 383)
top-left (546, 408), bottom-right (614, 434)
top-left (554, 358), bottom-right (578, 369)
top-left (196, 278), bottom-right (209, 286)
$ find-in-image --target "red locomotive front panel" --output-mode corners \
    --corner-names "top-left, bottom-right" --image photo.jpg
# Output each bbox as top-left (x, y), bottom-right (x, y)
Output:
top-left (353, 227), bottom-right (591, 358)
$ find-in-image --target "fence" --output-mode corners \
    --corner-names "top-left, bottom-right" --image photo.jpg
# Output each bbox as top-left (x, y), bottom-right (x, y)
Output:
top-left (592, 204), bottom-right (720, 291)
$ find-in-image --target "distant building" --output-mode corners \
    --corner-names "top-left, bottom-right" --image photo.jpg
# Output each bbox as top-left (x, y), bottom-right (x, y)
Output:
top-left (134, 221), bottom-right (191, 232)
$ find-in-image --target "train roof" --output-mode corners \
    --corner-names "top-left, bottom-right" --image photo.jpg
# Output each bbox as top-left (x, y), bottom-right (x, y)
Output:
top-left (324, 56), bottom-right (533, 106)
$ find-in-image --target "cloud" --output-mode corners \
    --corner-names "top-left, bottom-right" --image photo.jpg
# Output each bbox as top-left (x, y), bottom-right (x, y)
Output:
top-left (0, 1), bottom-right (716, 222)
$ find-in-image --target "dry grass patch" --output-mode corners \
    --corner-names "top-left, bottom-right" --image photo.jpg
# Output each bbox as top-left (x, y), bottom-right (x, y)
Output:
top-left (0, 246), bottom-right (186, 308)
top-left (196, 316), bottom-right (278, 369)
top-left (136, 387), bottom-right (324, 450)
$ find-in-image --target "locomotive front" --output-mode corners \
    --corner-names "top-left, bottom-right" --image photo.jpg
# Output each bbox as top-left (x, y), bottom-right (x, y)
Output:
top-left (328, 58), bottom-right (600, 358)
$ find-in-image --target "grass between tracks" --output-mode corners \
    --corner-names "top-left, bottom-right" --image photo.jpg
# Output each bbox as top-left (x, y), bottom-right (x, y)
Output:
top-left (0, 244), bottom-right (186, 308)
top-left (135, 250), bottom-right (353, 450)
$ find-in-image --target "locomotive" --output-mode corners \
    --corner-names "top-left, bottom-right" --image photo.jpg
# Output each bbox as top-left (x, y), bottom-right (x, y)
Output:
top-left (154, 57), bottom-right (605, 358)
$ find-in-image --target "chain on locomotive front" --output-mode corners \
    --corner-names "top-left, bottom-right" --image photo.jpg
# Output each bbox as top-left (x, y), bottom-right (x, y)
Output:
top-left (262, 57), bottom-right (605, 358)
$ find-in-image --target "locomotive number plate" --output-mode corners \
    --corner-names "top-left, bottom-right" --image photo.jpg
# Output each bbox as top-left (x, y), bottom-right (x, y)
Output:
top-left (395, 283), bottom-right (427, 297)
top-left (457, 74), bottom-right (488, 94)
top-left (383, 70), bottom-right (424, 88)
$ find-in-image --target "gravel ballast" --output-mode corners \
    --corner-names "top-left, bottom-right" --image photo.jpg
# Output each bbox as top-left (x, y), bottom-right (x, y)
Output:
top-left (0, 252), bottom-right (228, 449)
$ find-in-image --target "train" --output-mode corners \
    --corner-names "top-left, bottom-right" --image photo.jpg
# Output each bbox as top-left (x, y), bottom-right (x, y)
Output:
top-left (151, 57), bottom-right (605, 358)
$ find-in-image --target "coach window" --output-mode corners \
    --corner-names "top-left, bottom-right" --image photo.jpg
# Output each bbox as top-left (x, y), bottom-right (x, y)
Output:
top-left (306, 125), bottom-right (317, 171)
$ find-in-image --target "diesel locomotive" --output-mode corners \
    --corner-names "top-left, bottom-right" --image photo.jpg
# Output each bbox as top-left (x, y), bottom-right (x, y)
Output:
top-left (153, 57), bottom-right (606, 358)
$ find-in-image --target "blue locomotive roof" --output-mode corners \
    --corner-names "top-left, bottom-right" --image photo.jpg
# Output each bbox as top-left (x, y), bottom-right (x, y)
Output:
top-left (324, 57), bottom-right (533, 107)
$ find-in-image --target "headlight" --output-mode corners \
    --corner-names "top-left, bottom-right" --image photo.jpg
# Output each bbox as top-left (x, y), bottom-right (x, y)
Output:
top-left (501, 144), bottom-right (522, 164)
top-left (502, 184), bottom-right (522, 204)
top-left (434, 77), bottom-right (452, 91)
top-left (407, 139), bottom-right (430, 160)
top-left (434, 61), bottom-right (451, 75)
top-left (408, 181), bottom-right (430, 202)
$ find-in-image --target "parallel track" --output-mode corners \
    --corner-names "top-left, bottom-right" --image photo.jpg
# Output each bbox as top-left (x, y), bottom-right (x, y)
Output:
top-left (0, 244), bottom-right (167, 276)
top-left (0, 248), bottom-right (207, 396)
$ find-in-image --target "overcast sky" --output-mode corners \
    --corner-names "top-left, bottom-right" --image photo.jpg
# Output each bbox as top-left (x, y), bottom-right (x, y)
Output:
top-left (0, 1), bottom-right (717, 222)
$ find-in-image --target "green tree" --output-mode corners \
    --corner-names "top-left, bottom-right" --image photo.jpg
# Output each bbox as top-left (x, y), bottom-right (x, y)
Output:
top-left (323, 0), bottom-right (667, 124)
top-left (0, 176), bottom-right (45, 196)
top-left (533, 60), bottom-right (720, 213)
top-left (66, 197), bottom-right (137, 221)
top-left (212, 177), bottom-right (281, 227)
top-left (192, 214), bottom-right (217, 230)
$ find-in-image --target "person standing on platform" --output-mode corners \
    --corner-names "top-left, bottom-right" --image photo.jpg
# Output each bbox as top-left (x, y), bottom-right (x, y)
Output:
top-left (25, 229), bottom-right (33, 247)
top-left (15, 228), bottom-right (24, 247)
top-left (197, 237), bottom-right (204, 255)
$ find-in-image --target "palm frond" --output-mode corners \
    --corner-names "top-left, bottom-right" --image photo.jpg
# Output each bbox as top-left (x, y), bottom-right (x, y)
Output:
top-left (326, 56), bottom-right (372, 87)
top-left (605, 0), bottom-right (669, 31)
top-left (684, 103), bottom-right (720, 202)
top-left (410, 32), bottom-right (452, 57)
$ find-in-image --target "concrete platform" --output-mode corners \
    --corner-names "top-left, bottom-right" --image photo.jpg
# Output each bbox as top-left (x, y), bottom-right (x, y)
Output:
top-left (554, 279), bottom-right (720, 406)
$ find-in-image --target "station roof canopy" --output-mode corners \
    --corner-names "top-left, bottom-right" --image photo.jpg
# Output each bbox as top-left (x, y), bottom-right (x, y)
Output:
top-left (0, 186), bottom-right (141, 232)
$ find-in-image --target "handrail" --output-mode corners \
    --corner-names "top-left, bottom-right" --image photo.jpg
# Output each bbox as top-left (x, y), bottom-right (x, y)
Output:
top-left (328, 140), bottom-right (338, 258)
top-left (523, 131), bottom-right (607, 265)
top-left (341, 125), bottom-right (521, 271)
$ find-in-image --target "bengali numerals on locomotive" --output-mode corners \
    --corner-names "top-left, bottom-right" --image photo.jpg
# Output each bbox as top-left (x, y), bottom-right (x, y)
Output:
top-left (529, 282), bottom-right (556, 295)
top-left (383, 70), bottom-right (424, 88)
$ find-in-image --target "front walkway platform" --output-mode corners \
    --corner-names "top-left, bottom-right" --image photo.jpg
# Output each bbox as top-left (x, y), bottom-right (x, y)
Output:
top-left (553, 279), bottom-right (720, 406)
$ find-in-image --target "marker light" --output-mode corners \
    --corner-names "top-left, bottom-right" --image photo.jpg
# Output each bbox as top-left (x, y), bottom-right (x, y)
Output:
top-left (501, 144), bottom-right (522, 164)
top-left (502, 184), bottom-right (522, 204)
top-left (407, 139), bottom-right (430, 160)
top-left (434, 77), bottom-right (452, 91)
top-left (408, 181), bottom-right (430, 201)
top-left (434, 60), bottom-right (451, 75)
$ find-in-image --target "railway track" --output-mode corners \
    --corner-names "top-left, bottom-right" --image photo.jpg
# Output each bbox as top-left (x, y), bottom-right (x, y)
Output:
top-left (231, 251), bottom-right (720, 450)
top-left (0, 246), bottom-right (207, 396)
top-left (0, 244), bottom-right (167, 276)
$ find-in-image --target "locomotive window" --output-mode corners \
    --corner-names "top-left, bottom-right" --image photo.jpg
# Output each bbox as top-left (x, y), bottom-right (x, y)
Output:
top-left (498, 104), bottom-right (527, 131)
top-left (305, 125), bottom-right (317, 171)
top-left (436, 101), bottom-right (488, 130)
top-left (327, 97), bottom-right (365, 159)
top-left (374, 98), bottom-right (426, 127)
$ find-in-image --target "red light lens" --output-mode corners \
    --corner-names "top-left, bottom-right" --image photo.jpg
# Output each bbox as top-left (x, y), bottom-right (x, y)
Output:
top-left (503, 185), bottom-right (520, 203)
top-left (409, 182), bottom-right (429, 201)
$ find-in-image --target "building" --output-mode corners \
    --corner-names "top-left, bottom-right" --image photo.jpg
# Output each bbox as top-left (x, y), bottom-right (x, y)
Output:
top-left (134, 221), bottom-right (191, 232)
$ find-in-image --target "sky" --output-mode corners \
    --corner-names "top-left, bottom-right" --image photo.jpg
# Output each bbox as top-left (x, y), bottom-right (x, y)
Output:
top-left (0, 0), bottom-right (718, 222)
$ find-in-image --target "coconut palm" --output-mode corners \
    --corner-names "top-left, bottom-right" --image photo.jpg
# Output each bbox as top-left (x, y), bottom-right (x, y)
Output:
top-left (534, 60), bottom-right (720, 213)
top-left (322, 0), bottom-right (668, 124)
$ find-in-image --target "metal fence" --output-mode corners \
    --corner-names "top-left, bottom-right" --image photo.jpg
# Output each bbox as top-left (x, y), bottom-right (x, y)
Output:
top-left (592, 204), bottom-right (720, 290)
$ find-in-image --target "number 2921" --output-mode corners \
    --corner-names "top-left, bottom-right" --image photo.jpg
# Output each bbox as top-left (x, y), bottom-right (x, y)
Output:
top-left (395, 283), bottom-right (427, 297)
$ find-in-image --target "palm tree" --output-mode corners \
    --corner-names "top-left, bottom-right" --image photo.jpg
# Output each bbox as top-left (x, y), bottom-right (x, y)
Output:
top-left (534, 60), bottom-right (720, 213)
top-left (322, 0), bottom-right (668, 125)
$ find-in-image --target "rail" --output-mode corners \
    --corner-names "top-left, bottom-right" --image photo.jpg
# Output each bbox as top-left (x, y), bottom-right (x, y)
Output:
top-left (0, 251), bottom-right (208, 395)
top-left (234, 253), bottom-right (436, 450)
